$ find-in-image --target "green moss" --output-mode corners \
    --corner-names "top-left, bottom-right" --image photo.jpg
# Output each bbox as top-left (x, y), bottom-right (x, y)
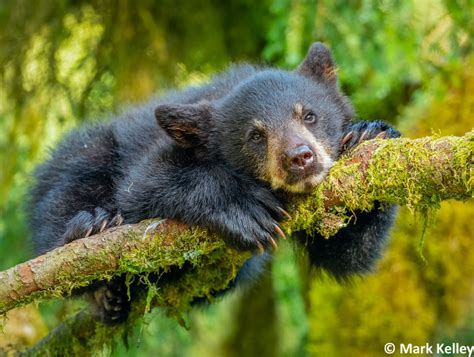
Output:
top-left (23, 231), bottom-right (250, 355)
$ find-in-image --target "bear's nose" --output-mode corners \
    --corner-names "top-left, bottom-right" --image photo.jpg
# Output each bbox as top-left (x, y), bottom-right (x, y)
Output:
top-left (286, 145), bottom-right (314, 169)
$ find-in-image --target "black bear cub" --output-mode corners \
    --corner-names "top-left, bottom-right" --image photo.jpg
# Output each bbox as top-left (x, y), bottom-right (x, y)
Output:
top-left (29, 43), bottom-right (399, 323)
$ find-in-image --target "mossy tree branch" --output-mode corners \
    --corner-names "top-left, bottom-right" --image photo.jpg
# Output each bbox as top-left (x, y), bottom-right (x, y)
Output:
top-left (0, 131), bottom-right (472, 354)
top-left (291, 130), bottom-right (473, 237)
top-left (1, 131), bottom-right (472, 315)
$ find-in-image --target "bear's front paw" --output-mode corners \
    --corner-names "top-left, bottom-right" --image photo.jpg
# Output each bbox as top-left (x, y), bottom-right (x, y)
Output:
top-left (340, 120), bottom-right (400, 153)
top-left (220, 190), bottom-right (289, 253)
top-left (62, 208), bottom-right (124, 244)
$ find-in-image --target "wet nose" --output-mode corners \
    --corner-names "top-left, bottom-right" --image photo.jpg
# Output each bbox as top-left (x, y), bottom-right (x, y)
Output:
top-left (286, 145), bottom-right (314, 169)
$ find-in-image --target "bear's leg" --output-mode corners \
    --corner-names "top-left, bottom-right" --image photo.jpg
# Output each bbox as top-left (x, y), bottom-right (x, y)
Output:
top-left (118, 160), bottom-right (286, 252)
top-left (62, 208), bottom-right (129, 323)
top-left (302, 120), bottom-right (400, 278)
top-left (301, 203), bottom-right (397, 278)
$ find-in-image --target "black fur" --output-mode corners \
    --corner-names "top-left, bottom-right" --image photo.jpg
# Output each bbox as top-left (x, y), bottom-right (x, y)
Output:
top-left (29, 43), bottom-right (399, 323)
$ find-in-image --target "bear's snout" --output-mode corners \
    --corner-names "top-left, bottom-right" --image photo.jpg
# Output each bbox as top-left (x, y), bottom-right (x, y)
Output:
top-left (281, 143), bottom-right (322, 186)
top-left (285, 145), bottom-right (314, 170)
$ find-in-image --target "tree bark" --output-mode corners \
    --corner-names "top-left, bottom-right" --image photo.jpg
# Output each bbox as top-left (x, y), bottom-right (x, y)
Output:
top-left (0, 131), bottom-right (472, 354)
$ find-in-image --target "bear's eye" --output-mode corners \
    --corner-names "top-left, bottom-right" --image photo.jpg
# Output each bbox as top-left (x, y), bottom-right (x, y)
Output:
top-left (304, 112), bottom-right (318, 124)
top-left (249, 130), bottom-right (264, 143)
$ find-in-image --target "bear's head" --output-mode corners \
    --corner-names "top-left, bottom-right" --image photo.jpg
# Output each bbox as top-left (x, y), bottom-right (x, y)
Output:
top-left (155, 43), bottom-right (354, 193)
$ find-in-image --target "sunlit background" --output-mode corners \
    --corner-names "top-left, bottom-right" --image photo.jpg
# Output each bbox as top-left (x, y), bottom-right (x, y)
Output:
top-left (0, 1), bottom-right (472, 355)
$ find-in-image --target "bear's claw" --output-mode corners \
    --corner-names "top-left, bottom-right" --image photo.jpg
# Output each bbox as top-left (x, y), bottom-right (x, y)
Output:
top-left (341, 131), bottom-right (353, 146)
top-left (274, 224), bottom-right (286, 239)
top-left (276, 206), bottom-right (291, 220)
top-left (375, 131), bottom-right (386, 139)
top-left (62, 208), bottom-right (124, 244)
top-left (341, 120), bottom-right (401, 153)
top-left (358, 130), bottom-right (369, 143)
top-left (255, 242), bottom-right (265, 255)
top-left (269, 238), bottom-right (278, 250)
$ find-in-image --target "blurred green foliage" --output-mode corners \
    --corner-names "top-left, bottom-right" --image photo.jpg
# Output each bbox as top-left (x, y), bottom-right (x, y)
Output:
top-left (0, 0), bottom-right (472, 355)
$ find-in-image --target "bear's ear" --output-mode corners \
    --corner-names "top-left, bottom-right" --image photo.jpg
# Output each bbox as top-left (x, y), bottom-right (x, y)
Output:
top-left (297, 42), bottom-right (337, 87)
top-left (155, 103), bottom-right (213, 148)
